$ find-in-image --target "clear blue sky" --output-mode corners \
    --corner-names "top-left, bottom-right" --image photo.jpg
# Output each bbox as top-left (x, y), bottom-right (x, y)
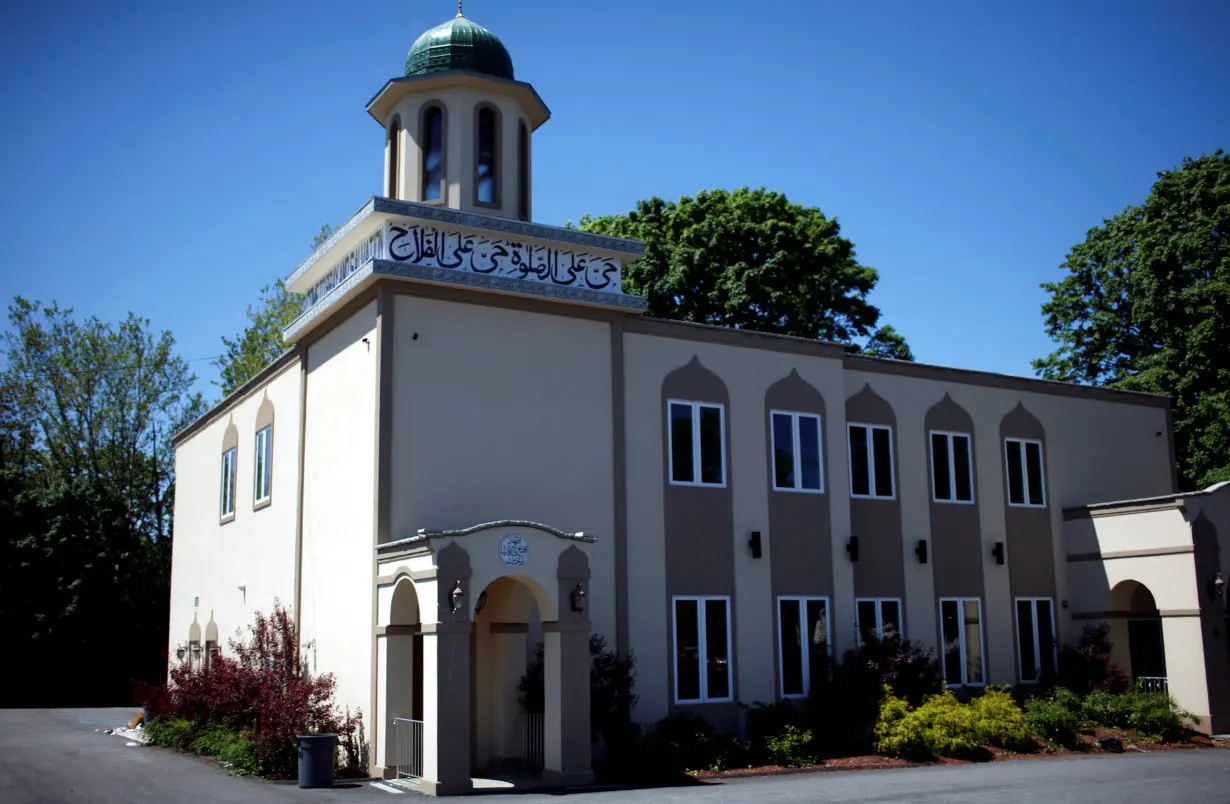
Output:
top-left (2, 0), bottom-right (1227, 399)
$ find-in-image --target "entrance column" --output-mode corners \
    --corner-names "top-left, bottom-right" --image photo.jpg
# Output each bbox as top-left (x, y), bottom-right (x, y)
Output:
top-left (543, 546), bottom-right (592, 786)
top-left (420, 544), bottom-right (474, 796)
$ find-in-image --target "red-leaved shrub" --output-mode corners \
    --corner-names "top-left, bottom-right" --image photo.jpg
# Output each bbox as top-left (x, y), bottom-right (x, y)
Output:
top-left (163, 601), bottom-right (363, 778)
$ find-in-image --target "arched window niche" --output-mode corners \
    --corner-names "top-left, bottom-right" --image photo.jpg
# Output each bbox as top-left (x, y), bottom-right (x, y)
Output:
top-left (420, 104), bottom-right (446, 203)
top-left (475, 104), bottom-right (500, 206)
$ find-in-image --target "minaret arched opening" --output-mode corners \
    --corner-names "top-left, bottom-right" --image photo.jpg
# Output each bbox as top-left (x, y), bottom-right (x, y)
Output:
top-left (421, 104), bottom-right (446, 202)
top-left (386, 115), bottom-right (401, 198)
top-left (475, 105), bottom-right (499, 206)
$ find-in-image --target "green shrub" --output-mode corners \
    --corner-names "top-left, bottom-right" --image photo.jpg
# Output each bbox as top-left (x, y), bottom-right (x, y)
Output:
top-left (144, 716), bottom-right (196, 751)
top-left (971, 687), bottom-right (1034, 752)
top-left (1024, 691), bottom-right (1083, 748)
top-left (644, 713), bottom-right (720, 772)
top-left (1125, 693), bottom-right (1191, 741)
top-left (1082, 690), bottom-right (1131, 729)
top-left (875, 688), bottom-right (980, 760)
top-left (765, 725), bottom-right (818, 768)
top-left (745, 701), bottom-right (808, 766)
top-left (189, 724), bottom-right (260, 776)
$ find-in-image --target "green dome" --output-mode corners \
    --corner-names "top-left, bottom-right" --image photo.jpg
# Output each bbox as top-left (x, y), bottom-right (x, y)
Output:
top-left (405, 16), bottom-right (514, 80)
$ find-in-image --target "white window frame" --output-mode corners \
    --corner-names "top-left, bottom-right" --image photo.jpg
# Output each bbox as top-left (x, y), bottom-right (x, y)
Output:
top-left (929, 430), bottom-right (975, 504)
top-left (1015, 596), bottom-right (1058, 684)
top-left (667, 399), bottom-right (727, 488)
top-left (854, 597), bottom-right (904, 643)
top-left (776, 595), bottom-right (830, 699)
top-left (254, 425), bottom-right (273, 505)
top-left (1004, 437), bottom-right (1047, 508)
top-left (939, 597), bottom-right (986, 687)
top-left (770, 410), bottom-right (825, 493)
top-left (847, 422), bottom-right (895, 500)
top-left (671, 595), bottom-right (734, 704)
top-left (220, 447), bottom-right (237, 520)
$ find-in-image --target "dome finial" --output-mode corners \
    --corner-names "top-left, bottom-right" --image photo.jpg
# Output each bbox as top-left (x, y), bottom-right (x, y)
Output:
top-left (457, 0), bottom-right (464, 17)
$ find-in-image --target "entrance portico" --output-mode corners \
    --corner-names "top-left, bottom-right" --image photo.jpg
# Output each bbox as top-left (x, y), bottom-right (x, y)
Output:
top-left (374, 521), bottom-right (594, 795)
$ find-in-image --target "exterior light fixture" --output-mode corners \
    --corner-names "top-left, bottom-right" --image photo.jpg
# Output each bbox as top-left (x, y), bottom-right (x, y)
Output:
top-left (846, 536), bottom-right (859, 562)
top-left (570, 583), bottom-right (587, 613)
top-left (176, 647), bottom-right (186, 661)
top-left (449, 581), bottom-right (465, 614)
top-left (991, 542), bottom-right (1005, 565)
top-left (915, 539), bottom-right (928, 565)
top-left (1211, 572), bottom-right (1226, 605)
top-left (748, 531), bottom-right (762, 559)
top-left (474, 590), bottom-right (488, 615)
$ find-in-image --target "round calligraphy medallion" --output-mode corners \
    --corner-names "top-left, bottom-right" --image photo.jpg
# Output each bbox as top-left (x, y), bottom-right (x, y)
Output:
top-left (498, 533), bottom-right (529, 569)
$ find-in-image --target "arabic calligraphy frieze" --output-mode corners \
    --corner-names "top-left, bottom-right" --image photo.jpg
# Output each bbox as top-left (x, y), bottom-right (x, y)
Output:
top-left (385, 222), bottom-right (624, 294)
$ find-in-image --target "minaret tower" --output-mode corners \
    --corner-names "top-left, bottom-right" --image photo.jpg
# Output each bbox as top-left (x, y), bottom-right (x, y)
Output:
top-left (366, 1), bottom-right (549, 221)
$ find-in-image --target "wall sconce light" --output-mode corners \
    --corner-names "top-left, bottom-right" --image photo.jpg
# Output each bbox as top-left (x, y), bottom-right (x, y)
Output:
top-left (748, 531), bottom-right (762, 559)
top-left (991, 542), bottom-right (1005, 566)
top-left (449, 581), bottom-right (465, 614)
top-left (1210, 572), bottom-right (1225, 605)
top-left (474, 590), bottom-right (487, 615)
top-left (915, 539), bottom-right (928, 565)
top-left (570, 583), bottom-right (587, 613)
top-left (847, 536), bottom-right (859, 562)
top-left (176, 647), bottom-right (186, 661)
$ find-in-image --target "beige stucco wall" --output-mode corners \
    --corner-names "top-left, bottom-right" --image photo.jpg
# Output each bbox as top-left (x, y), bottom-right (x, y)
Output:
top-left (168, 359), bottom-right (302, 663)
top-left (298, 302), bottom-right (379, 718)
top-left (387, 294), bottom-right (617, 648)
top-left (623, 333), bottom-right (850, 724)
top-left (385, 88), bottom-right (532, 219)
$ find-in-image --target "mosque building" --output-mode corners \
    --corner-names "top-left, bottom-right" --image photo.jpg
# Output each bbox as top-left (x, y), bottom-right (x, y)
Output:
top-left (169, 4), bottom-right (1230, 793)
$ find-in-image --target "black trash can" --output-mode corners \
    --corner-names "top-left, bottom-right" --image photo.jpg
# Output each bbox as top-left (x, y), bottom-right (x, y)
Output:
top-left (296, 733), bottom-right (338, 789)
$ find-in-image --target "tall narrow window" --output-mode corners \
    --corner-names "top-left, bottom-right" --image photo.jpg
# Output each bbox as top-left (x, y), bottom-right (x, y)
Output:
top-left (1005, 438), bottom-right (1046, 506)
top-left (673, 596), bottom-right (733, 703)
top-left (254, 425), bottom-right (273, 505)
top-left (848, 423), bottom-right (894, 498)
top-left (517, 120), bottom-right (529, 220)
top-left (772, 411), bottom-right (824, 492)
top-left (476, 106), bottom-right (498, 205)
top-left (668, 400), bottom-right (725, 486)
top-left (421, 106), bottom-right (444, 202)
top-left (930, 431), bottom-right (974, 503)
top-left (778, 597), bottom-right (829, 698)
top-left (940, 598), bottom-right (985, 686)
top-left (386, 116), bottom-right (401, 198)
top-left (220, 447), bottom-right (237, 519)
top-left (855, 598), bottom-right (902, 644)
top-left (1016, 598), bottom-right (1056, 683)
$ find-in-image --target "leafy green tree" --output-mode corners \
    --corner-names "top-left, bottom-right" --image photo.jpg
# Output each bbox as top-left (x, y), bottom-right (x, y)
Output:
top-left (213, 224), bottom-right (333, 396)
top-left (1034, 151), bottom-right (1230, 489)
top-left (0, 298), bottom-right (206, 705)
top-left (576, 188), bottom-right (911, 358)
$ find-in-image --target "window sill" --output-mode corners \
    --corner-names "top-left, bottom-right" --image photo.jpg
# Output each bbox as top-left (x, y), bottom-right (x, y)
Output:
top-left (474, 199), bottom-right (501, 210)
top-left (1007, 502), bottom-right (1048, 509)
top-left (220, 513), bottom-right (236, 526)
top-left (774, 486), bottom-right (826, 495)
top-left (944, 681), bottom-right (987, 689)
top-left (850, 493), bottom-right (897, 501)
top-left (674, 698), bottom-right (735, 705)
top-left (933, 497), bottom-right (977, 505)
top-left (254, 497), bottom-right (272, 512)
top-left (668, 480), bottom-right (728, 489)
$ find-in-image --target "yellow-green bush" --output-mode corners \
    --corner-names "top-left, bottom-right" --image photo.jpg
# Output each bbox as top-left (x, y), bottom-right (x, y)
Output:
top-left (971, 687), bottom-right (1035, 752)
top-left (875, 688), bottom-right (980, 760)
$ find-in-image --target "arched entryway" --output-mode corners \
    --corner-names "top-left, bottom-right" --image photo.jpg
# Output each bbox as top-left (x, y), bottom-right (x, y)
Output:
top-left (374, 523), bottom-right (596, 794)
top-left (471, 575), bottom-right (547, 776)
top-left (1109, 579), bottom-right (1167, 686)
top-left (377, 577), bottom-right (424, 776)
